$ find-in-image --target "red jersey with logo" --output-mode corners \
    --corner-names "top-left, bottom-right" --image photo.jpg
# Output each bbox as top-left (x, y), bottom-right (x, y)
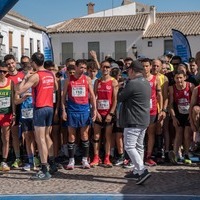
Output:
top-left (173, 82), bottom-right (191, 114)
top-left (148, 75), bottom-right (157, 116)
top-left (6, 71), bottom-right (24, 84)
top-left (96, 78), bottom-right (114, 116)
top-left (32, 70), bottom-right (54, 108)
top-left (68, 75), bottom-right (89, 105)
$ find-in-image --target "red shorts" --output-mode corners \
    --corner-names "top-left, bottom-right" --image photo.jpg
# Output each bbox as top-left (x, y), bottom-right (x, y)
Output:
top-left (0, 114), bottom-right (12, 127)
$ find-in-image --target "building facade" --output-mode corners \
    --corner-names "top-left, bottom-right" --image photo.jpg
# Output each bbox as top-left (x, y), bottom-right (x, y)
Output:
top-left (0, 10), bottom-right (46, 61)
top-left (48, 1), bottom-right (200, 64)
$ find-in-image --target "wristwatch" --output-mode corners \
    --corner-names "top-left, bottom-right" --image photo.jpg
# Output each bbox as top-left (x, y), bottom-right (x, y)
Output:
top-left (109, 112), bottom-right (115, 117)
top-left (162, 108), bottom-right (168, 113)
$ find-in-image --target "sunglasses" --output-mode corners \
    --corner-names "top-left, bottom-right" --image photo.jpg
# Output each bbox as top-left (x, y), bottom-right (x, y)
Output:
top-left (0, 70), bottom-right (7, 74)
top-left (102, 65), bottom-right (110, 69)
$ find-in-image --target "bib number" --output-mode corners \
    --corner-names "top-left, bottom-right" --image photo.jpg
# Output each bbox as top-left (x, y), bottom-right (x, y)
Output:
top-left (150, 99), bottom-right (152, 109)
top-left (72, 86), bottom-right (86, 97)
top-left (21, 108), bottom-right (33, 119)
top-left (53, 92), bottom-right (56, 103)
top-left (0, 97), bottom-right (10, 108)
top-left (178, 104), bottom-right (189, 114)
top-left (97, 100), bottom-right (110, 110)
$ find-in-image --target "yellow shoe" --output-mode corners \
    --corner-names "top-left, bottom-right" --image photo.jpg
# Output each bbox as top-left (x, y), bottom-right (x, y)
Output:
top-left (0, 162), bottom-right (10, 171)
top-left (11, 158), bottom-right (22, 169)
top-left (184, 155), bottom-right (192, 164)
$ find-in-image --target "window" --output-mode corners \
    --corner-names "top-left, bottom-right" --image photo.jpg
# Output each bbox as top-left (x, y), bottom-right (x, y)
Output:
top-left (21, 35), bottom-right (24, 55)
top-left (62, 42), bottom-right (73, 64)
top-left (9, 31), bottom-right (13, 52)
top-left (115, 41), bottom-right (127, 60)
top-left (148, 41), bottom-right (152, 47)
top-left (37, 40), bottom-right (41, 52)
top-left (12, 46), bottom-right (18, 59)
top-left (164, 40), bottom-right (173, 54)
top-left (88, 42), bottom-right (100, 61)
top-left (24, 48), bottom-right (29, 56)
top-left (30, 38), bottom-right (34, 57)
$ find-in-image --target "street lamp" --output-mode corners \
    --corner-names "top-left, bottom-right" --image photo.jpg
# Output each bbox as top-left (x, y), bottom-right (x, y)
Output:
top-left (0, 33), bottom-right (3, 60)
top-left (132, 44), bottom-right (138, 59)
top-left (0, 32), bottom-right (3, 46)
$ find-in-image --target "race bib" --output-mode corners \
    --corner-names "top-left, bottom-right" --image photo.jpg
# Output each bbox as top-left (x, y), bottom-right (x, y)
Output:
top-left (150, 99), bottom-right (152, 109)
top-left (97, 100), bottom-right (110, 110)
top-left (53, 92), bottom-right (56, 103)
top-left (0, 97), bottom-right (10, 108)
top-left (178, 104), bottom-right (190, 114)
top-left (21, 108), bottom-right (33, 119)
top-left (72, 86), bottom-right (86, 97)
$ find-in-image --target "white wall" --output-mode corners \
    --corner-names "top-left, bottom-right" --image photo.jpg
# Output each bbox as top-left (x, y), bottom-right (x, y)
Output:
top-left (140, 36), bottom-right (200, 59)
top-left (50, 30), bottom-right (143, 64)
top-left (82, 3), bottom-right (136, 18)
top-left (0, 21), bottom-right (43, 61)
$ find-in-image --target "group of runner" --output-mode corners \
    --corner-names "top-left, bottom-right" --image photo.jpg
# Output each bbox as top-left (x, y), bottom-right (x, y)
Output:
top-left (0, 50), bottom-right (200, 181)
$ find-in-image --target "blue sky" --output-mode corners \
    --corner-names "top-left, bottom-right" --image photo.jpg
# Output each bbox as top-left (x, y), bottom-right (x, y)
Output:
top-left (13, 0), bottom-right (200, 27)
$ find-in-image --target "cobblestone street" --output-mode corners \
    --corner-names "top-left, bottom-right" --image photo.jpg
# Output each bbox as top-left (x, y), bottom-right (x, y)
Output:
top-left (0, 164), bottom-right (199, 195)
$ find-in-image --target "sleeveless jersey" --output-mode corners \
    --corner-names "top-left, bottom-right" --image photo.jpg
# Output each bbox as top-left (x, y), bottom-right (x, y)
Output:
top-left (7, 71), bottom-right (24, 84)
top-left (157, 73), bottom-right (166, 112)
top-left (96, 78), bottom-right (114, 116)
top-left (32, 70), bottom-right (54, 108)
top-left (21, 87), bottom-right (33, 119)
top-left (0, 79), bottom-right (12, 114)
top-left (149, 75), bottom-right (157, 116)
top-left (173, 82), bottom-right (191, 115)
top-left (67, 75), bottom-right (89, 112)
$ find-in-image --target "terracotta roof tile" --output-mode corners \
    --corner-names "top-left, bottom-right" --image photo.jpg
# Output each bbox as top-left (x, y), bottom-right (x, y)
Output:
top-left (48, 14), bottom-right (149, 33)
top-left (143, 12), bottom-right (200, 38)
top-left (7, 10), bottom-right (46, 31)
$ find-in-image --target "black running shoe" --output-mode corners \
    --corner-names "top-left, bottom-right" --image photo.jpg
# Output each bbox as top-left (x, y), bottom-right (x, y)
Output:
top-left (124, 172), bottom-right (139, 180)
top-left (136, 169), bottom-right (151, 185)
top-left (49, 163), bottom-right (58, 175)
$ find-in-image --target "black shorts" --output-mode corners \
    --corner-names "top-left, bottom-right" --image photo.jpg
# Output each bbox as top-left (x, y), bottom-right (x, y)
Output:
top-left (20, 118), bottom-right (34, 132)
top-left (94, 115), bottom-right (114, 127)
top-left (112, 122), bottom-right (124, 133)
top-left (150, 115), bottom-right (158, 124)
top-left (176, 113), bottom-right (190, 127)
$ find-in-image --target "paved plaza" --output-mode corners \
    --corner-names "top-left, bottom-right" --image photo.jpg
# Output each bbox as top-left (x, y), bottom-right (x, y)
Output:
top-left (0, 164), bottom-right (199, 196)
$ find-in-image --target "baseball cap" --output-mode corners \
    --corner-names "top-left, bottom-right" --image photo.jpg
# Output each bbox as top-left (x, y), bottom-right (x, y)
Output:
top-left (110, 62), bottom-right (119, 70)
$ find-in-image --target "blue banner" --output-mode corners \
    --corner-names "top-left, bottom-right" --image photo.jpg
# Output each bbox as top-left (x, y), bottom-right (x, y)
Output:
top-left (0, 0), bottom-right (19, 20)
top-left (42, 31), bottom-right (54, 61)
top-left (172, 29), bottom-right (192, 62)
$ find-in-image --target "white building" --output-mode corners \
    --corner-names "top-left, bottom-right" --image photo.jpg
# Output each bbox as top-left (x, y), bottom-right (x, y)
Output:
top-left (48, 0), bottom-right (200, 64)
top-left (0, 10), bottom-right (46, 61)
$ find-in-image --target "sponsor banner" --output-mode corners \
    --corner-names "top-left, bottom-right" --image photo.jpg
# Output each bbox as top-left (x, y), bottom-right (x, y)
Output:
top-left (0, 0), bottom-right (19, 20)
top-left (42, 31), bottom-right (54, 61)
top-left (172, 29), bottom-right (192, 62)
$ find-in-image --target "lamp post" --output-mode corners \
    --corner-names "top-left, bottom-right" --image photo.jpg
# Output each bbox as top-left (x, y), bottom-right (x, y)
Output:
top-left (132, 44), bottom-right (138, 59)
top-left (0, 32), bottom-right (3, 60)
top-left (0, 32), bottom-right (3, 45)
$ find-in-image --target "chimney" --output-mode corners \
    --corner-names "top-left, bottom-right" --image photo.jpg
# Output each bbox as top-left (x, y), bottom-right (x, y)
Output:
top-left (121, 0), bottom-right (132, 6)
top-left (87, 2), bottom-right (95, 15)
top-left (150, 6), bottom-right (156, 23)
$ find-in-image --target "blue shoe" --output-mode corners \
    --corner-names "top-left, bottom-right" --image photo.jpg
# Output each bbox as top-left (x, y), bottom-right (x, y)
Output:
top-left (22, 163), bottom-right (36, 171)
